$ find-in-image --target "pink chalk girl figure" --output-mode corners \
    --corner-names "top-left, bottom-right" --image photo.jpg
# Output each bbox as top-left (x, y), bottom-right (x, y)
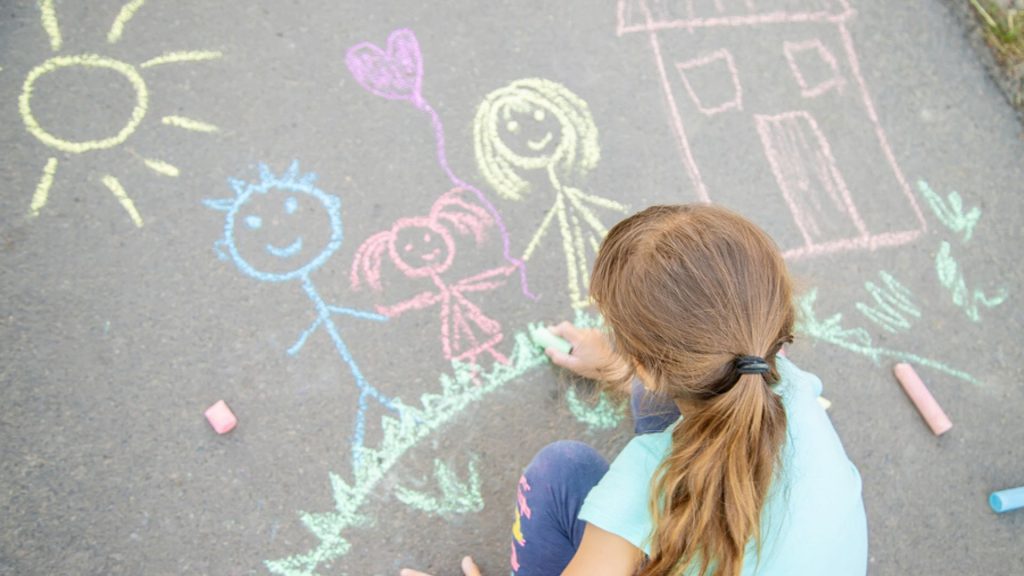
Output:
top-left (351, 189), bottom-right (513, 368)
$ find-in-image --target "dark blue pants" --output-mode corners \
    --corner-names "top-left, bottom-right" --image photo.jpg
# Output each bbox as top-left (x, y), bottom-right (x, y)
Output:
top-left (510, 381), bottom-right (679, 575)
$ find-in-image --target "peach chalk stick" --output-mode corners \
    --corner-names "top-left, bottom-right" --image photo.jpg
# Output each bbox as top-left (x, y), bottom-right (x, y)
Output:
top-left (893, 363), bottom-right (952, 436)
top-left (205, 400), bottom-right (237, 434)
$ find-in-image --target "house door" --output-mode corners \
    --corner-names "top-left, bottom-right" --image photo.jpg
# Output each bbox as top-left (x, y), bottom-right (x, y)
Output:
top-left (754, 110), bottom-right (869, 250)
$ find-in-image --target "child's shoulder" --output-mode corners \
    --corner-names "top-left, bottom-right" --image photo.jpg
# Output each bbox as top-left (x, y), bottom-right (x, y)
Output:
top-left (776, 355), bottom-right (824, 398)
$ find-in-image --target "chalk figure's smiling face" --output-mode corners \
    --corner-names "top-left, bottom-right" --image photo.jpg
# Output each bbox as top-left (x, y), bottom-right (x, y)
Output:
top-left (499, 100), bottom-right (563, 161)
top-left (392, 222), bottom-right (454, 276)
top-left (230, 188), bottom-right (339, 278)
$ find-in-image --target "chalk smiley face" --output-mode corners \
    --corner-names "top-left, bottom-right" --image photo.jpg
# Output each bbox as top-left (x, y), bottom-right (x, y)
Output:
top-left (499, 101), bottom-right (563, 161)
top-left (242, 195), bottom-right (305, 259)
top-left (389, 220), bottom-right (455, 277)
top-left (223, 178), bottom-right (343, 282)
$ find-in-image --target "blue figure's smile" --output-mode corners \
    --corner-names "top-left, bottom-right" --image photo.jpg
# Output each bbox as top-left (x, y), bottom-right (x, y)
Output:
top-left (266, 237), bottom-right (303, 258)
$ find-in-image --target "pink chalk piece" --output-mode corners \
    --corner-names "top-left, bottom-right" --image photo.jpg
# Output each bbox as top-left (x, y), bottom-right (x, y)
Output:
top-left (893, 363), bottom-right (952, 436)
top-left (204, 400), bottom-right (237, 434)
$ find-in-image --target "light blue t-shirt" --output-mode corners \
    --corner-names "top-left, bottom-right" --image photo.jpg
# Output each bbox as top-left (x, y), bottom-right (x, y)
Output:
top-left (578, 357), bottom-right (867, 575)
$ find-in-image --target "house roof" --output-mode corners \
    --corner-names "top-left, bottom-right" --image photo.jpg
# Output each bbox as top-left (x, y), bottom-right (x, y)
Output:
top-left (617, 0), bottom-right (853, 34)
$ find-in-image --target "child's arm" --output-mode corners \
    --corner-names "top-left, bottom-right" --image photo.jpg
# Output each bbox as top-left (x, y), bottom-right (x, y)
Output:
top-left (561, 524), bottom-right (643, 576)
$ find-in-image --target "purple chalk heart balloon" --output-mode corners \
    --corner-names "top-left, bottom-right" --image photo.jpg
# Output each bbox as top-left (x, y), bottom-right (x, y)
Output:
top-left (345, 28), bottom-right (424, 104)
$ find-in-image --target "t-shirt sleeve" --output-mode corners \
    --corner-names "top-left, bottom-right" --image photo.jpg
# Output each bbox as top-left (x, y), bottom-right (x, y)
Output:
top-left (577, 435), bottom-right (666, 552)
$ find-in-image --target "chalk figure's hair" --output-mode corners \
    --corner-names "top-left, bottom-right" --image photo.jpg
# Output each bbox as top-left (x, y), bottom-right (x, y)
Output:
top-left (590, 204), bottom-right (795, 576)
top-left (350, 188), bottom-right (493, 291)
top-left (473, 78), bottom-right (600, 201)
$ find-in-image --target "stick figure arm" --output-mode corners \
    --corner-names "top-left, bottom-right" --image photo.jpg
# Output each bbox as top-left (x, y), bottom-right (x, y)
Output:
top-left (288, 316), bottom-right (325, 356)
top-left (326, 306), bottom-right (389, 323)
top-left (455, 265), bottom-right (514, 293)
top-left (376, 291), bottom-right (443, 317)
top-left (566, 187), bottom-right (629, 212)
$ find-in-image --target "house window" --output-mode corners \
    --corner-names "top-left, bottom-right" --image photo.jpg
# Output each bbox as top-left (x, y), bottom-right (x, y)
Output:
top-left (784, 39), bottom-right (845, 98)
top-left (675, 48), bottom-right (743, 116)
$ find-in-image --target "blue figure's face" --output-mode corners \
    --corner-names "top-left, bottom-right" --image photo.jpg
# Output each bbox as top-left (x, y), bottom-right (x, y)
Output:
top-left (225, 184), bottom-right (342, 283)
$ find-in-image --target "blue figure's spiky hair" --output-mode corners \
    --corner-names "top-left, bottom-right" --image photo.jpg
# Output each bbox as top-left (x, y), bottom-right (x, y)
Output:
top-left (203, 160), bottom-right (319, 213)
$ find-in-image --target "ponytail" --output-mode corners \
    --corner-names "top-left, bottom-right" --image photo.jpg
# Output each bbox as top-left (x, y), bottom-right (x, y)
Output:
top-left (639, 366), bottom-right (787, 576)
top-left (589, 204), bottom-right (797, 576)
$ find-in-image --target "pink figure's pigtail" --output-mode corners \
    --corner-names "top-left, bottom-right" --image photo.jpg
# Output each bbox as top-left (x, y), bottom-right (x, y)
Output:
top-left (431, 188), bottom-right (494, 244)
top-left (350, 230), bottom-right (394, 292)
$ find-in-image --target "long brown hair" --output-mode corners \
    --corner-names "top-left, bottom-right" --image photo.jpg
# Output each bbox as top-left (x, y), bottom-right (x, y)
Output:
top-left (590, 205), bottom-right (794, 576)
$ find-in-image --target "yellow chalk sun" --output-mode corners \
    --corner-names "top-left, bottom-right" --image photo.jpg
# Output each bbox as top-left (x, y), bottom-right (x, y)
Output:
top-left (18, 0), bottom-right (223, 228)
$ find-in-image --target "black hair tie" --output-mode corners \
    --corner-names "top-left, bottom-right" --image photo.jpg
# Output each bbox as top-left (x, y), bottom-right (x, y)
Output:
top-left (735, 355), bottom-right (770, 375)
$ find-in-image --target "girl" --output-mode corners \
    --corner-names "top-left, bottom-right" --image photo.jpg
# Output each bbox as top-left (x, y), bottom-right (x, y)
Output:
top-left (402, 204), bottom-right (867, 576)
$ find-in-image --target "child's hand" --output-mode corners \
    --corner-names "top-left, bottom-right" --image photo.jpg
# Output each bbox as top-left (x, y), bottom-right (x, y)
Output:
top-left (400, 555), bottom-right (481, 576)
top-left (545, 321), bottom-right (629, 383)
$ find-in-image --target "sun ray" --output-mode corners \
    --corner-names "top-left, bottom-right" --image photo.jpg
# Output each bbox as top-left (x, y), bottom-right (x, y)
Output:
top-left (39, 0), bottom-right (62, 52)
top-left (29, 157), bottom-right (58, 217)
top-left (101, 175), bottom-right (144, 227)
top-left (143, 158), bottom-right (180, 177)
top-left (107, 0), bottom-right (147, 44)
top-left (161, 115), bottom-right (219, 133)
top-left (139, 50), bottom-right (223, 69)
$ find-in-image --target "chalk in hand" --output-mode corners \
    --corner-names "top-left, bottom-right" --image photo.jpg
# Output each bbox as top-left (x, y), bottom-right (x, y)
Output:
top-left (529, 325), bottom-right (572, 355)
top-left (989, 486), bottom-right (1024, 513)
top-left (205, 400), bottom-right (237, 434)
top-left (892, 363), bottom-right (952, 436)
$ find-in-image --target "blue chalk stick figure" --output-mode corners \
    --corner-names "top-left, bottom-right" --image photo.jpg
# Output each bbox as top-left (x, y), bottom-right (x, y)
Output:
top-left (204, 161), bottom-right (403, 467)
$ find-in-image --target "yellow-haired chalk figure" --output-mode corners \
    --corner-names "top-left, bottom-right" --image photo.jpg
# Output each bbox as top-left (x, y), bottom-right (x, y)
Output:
top-left (474, 78), bottom-right (627, 309)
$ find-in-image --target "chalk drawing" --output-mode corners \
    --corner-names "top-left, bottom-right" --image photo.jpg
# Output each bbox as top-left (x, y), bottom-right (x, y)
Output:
top-left (474, 78), bottom-right (628, 309)
top-left (101, 175), bottom-right (144, 228)
top-left (352, 189), bottom-right (514, 368)
top-left (140, 50), bottom-right (223, 69)
top-left (142, 158), bottom-right (180, 177)
top-left (161, 115), bottom-right (220, 133)
top-left (675, 49), bottom-right (743, 116)
top-left (565, 386), bottom-right (627, 431)
top-left (204, 162), bottom-right (406, 468)
top-left (19, 1), bottom-right (221, 224)
top-left (345, 29), bottom-right (534, 299)
top-left (917, 180), bottom-right (981, 243)
top-left (20, 55), bottom-right (148, 154)
top-left (39, 0), bottom-right (61, 52)
top-left (265, 328), bottom-right (551, 575)
top-left (935, 241), bottom-right (1007, 322)
top-left (784, 39), bottom-right (846, 98)
top-left (617, 0), bottom-right (928, 258)
top-left (28, 157), bottom-right (57, 218)
top-left (855, 271), bottom-right (920, 334)
top-left (395, 455), bottom-right (484, 517)
top-left (797, 288), bottom-right (978, 386)
top-left (107, 0), bottom-right (147, 44)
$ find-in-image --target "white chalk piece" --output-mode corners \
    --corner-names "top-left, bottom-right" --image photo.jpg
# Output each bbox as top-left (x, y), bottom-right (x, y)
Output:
top-left (817, 396), bottom-right (832, 410)
top-left (205, 400), bottom-right (237, 434)
top-left (893, 363), bottom-right (952, 436)
top-left (529, 326), bottom-right (573, 355)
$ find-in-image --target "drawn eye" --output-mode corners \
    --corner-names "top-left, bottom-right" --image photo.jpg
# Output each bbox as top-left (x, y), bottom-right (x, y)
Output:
top-left (245, 215), bottom-right (263, 229)
top-left (404, 243), bottom-right (413, 252)
top-left (506, 120), bottom-right (520, 134)
top-left (285, 197), bottom-right (298, 214)
top-left (533, 109), bottom-right (545, 122)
